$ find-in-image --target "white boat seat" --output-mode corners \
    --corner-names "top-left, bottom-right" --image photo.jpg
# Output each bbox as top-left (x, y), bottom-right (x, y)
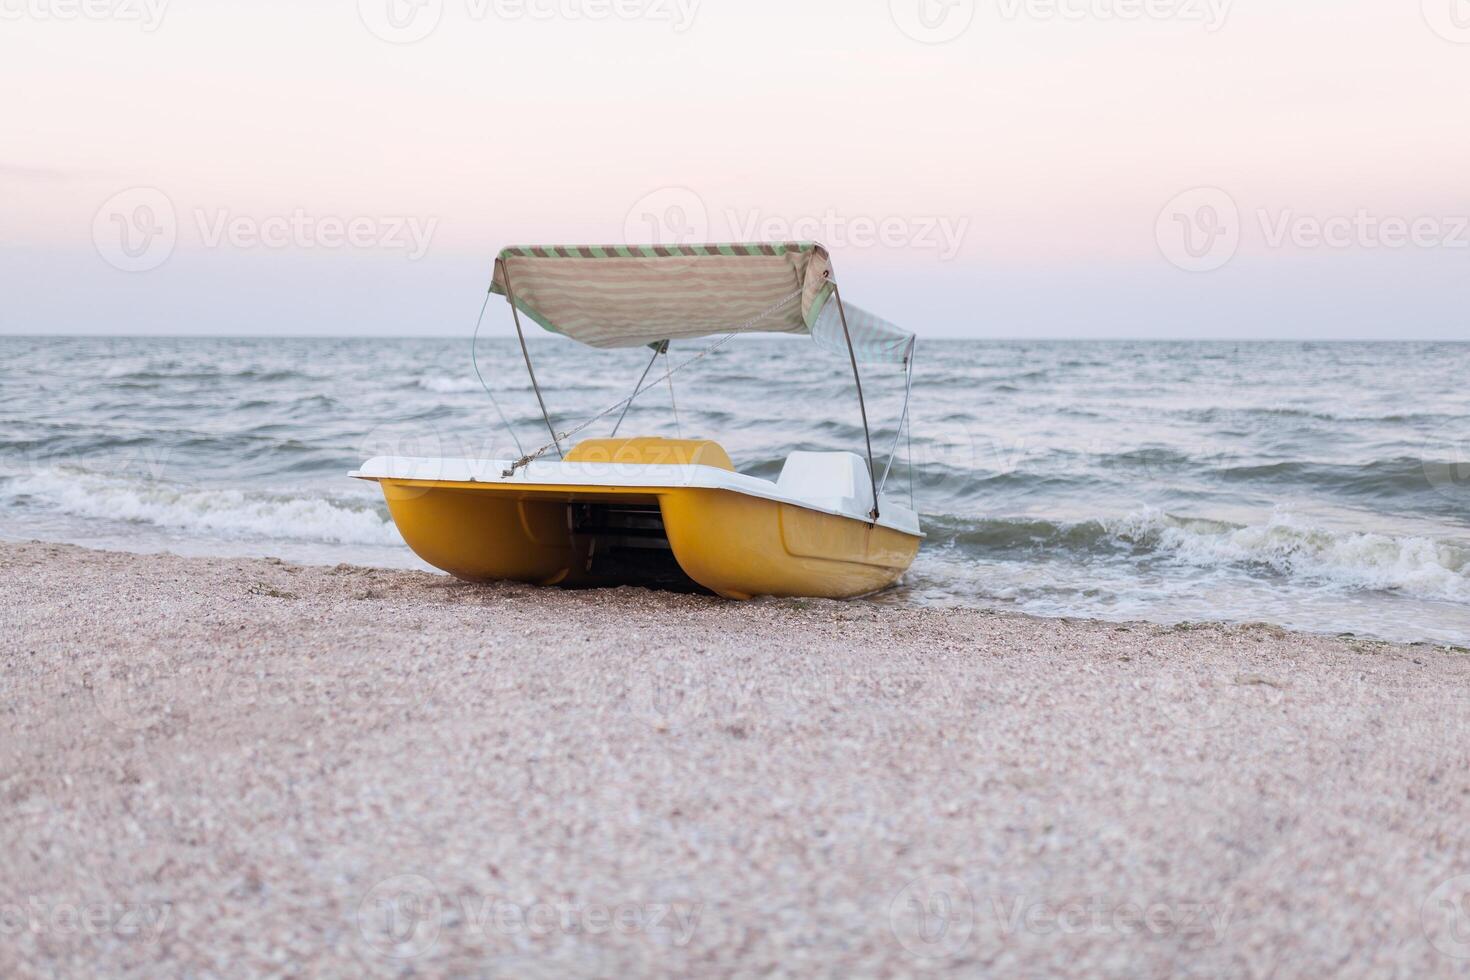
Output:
top-left (776, 451), bottom-right (875, 517)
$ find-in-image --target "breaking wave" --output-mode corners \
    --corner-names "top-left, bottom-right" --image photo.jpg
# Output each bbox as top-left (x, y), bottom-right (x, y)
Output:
top-left (2, 468), bottom-right (401, 547)
top-left (416, 376), bottom-right (484, 393)
top-left (1107, 509), bottom-right (1470, 601)
top-left (930, 509), bottom-right (1470, 603)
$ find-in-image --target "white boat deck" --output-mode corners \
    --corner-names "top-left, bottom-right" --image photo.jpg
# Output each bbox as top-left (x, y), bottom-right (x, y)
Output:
top-left (354, 452), bottom-right (922, 538)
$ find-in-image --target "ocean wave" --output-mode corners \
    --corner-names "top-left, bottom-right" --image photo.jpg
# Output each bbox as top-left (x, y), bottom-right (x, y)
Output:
top-left (416, 376), bottom-right (484, 393)
top-left (102, 359), bottom-right (172, 379)
top-left (99, 361), bottom-right (314, 383)
top-left (930, 510), bottom-right (1470, 602)
top-left (1216, 456), bottom-right (1464, 501)
top-left (1107, 509), bottom-right (1469, 600)
top-left (1181, 406), bottom-right (1451, 426)
top-left (2, 468), bottom-right (401, 547)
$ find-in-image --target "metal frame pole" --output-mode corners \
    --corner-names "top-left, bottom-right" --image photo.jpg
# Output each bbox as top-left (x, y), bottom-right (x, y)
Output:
top-left (496, 257), bottom-right (563, 459)
top-left (878, 337), bottom-right (916, 497)
top-left (610, 341), bottom-right (667, 438)
top-left (827, 277), bottom-right (880, 523)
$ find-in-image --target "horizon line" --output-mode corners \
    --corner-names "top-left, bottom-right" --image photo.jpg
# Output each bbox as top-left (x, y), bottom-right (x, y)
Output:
top-left (1, 333), bottom-right (1466, 344)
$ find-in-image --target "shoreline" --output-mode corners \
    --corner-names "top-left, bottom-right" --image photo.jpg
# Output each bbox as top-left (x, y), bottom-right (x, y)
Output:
top-left (4, 539), bottom-right (1469, 974)
top-left (4, 526), bottom-right (1463, 650)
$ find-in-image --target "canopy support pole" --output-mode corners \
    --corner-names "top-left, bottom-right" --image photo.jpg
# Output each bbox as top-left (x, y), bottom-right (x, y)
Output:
top-left (496, 257), bottom-right (563, 460)
top-left (827, 277), bottom-right (880, 523)
top-left (878, 337), bottom-right (916, 498)
top-left (610, 341), bottom-right (667, 438)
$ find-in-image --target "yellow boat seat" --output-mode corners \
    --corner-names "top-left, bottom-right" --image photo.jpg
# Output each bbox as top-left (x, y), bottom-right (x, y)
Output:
top-left (565, 438), bottom-right (734, 471)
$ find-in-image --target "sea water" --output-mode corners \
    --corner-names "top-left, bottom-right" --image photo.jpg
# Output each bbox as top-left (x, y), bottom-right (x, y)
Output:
top-left (2, 336), bottom-right (1466, 645)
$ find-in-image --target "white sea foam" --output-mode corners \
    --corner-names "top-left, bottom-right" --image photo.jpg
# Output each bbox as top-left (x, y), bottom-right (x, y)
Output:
top-left (3, 468), bottom-right (402, 547)
top-left (416, 376), bottom-right (482, 393)
top-left (1105, 509), bottom-right (1470, 601)
top-left (101, 359), bottom-right (156, 379)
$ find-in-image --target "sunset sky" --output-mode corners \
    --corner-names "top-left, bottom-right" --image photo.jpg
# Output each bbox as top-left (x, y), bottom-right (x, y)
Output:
top-left (2, 0), bottom-right (1467, 338)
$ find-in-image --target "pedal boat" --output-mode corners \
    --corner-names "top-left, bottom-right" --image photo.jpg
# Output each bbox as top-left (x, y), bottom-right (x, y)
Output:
top-left (354, 242), bottom-right (922, 600)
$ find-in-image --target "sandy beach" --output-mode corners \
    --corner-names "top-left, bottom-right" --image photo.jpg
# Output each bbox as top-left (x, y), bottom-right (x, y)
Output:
top-left (3, 538), bottom-right (1468, 976)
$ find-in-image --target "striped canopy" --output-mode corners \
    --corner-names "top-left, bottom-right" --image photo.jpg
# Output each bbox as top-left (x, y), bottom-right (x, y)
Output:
top-left (489, 242), bottom-right (913, 363)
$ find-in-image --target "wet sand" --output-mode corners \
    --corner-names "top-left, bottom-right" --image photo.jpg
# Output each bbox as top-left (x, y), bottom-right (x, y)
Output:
top-left (2, 539), bottom-right (1468, 977)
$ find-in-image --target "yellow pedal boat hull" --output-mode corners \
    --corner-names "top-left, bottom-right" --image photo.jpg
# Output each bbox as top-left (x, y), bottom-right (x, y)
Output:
top-left (374, 478), bottom-right (919, 600)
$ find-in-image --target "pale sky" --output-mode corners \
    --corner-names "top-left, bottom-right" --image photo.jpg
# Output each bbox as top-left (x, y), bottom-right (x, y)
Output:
top-left (1, 0), bottom-right (1467, 338)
